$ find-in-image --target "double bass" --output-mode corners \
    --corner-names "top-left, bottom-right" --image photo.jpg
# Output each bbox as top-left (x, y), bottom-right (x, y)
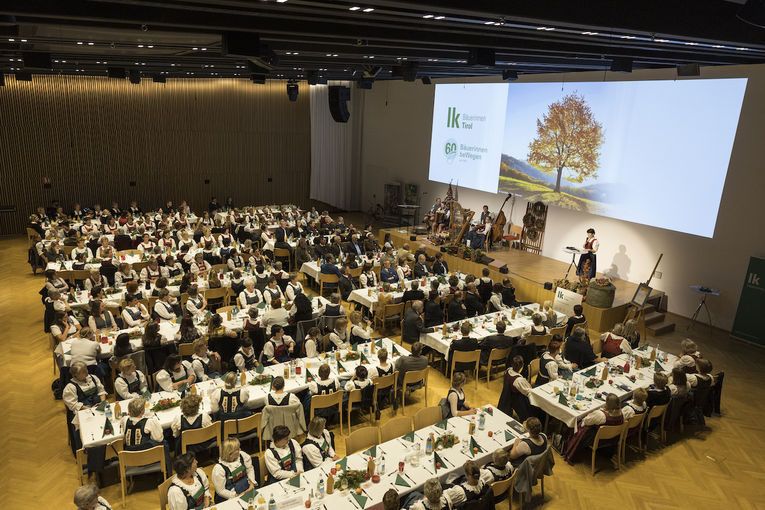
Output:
top-left (491, 193), bottom-right (513, 243)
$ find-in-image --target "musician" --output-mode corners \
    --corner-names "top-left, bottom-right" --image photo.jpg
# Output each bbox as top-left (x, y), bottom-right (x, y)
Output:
top-left (424, 198), bottom-right (443, 231)
top-left (466, 217), bottom-right (491, 250)
top-left (480, 205), bottom-right (493, 224)
top-left (576, 228), bottom-right (599, 280)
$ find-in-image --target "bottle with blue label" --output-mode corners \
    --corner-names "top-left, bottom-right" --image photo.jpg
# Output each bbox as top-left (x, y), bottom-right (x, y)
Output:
top-left (425, 433), bottom-right (433, 455)
top-left (105, 403), bottom-right (112, 422)
top-left (478, 410), bottom-right (486, 430)
top-left (317, 478), bottom-right (325, 498)
top-left (268, 496), bottom-right (276, 510)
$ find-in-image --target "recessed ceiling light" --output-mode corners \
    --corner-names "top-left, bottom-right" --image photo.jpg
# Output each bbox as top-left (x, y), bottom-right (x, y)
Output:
top-left (332, 54), bottom-right (338, 57)
top-left (363, 8), bottom-right (374, 12)
top-left (485, 21), bottom-right (495, 25)
top-left (423, 14), bottom-right (434, 19)
top-left (286, 51), bottom-right (292, 55)
top-left (655, 38), bottom-right (669, 43)
top-left (712, 45), bottom-right (724, 49)
top-left (87, 42), bottom-right (94, 45)
top-left (138, 44), bottom-right (144, 48)
top-left (21, 39), bottom-right (27, 42)
top-left (293, 52), bottom-right (299, 55)
top-left (435, 16), bottom-right (444, 20)
top-left (581, 31), bottom-right (598, 35)
top-left (8, 38), bottom-right (14, 41)
top-left (201, 48), bottom-right (207, 51)
top-left (148, 45), bottom-right (154, 48)
top-left (326, 53), bottom-right (332, 56)
top-left (192, 47), bottom-right (198, 50)
top-left (349, 6), bottom-right (360, 10)
top-left (77, 41), bottom-right (83, 45)
top-left (620, 35), bottom-right (636, 39)
top-left (684, 42), bottom-right (698, 46)
top-left (276, 0), bottom-right (287, 3)
top-left (736, 47), bottom-right (749, 50)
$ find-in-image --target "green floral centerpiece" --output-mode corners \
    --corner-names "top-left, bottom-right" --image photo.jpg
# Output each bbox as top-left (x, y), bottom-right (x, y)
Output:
top-left (584, 377), bottom-right (604, 389)
top-left (104, 287), bottom-right (122, 295)
top-left (150, 398), bottom-right (180, 412)
top-left (249, 374), bottom-right (273, 386)
top-left (337, 470), bottom-right (367, 490)
top-left (127, 330), bottom-right (143, 339)
top-left (434, 433), bottom-right (460, 449)
top-left (344, 351), bottom-right (360, 361)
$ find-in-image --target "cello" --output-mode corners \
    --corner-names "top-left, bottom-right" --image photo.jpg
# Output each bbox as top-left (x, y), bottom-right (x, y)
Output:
top-left (491, 193), bottom-right (513, 244)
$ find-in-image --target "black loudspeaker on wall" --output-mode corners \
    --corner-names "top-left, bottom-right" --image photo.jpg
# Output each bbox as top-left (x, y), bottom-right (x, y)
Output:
top-left (328, 85), bottom-right (351, 123)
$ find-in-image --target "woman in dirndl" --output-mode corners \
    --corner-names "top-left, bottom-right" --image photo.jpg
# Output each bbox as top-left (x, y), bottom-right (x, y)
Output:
top-left (576, 228), bottom-right (599, 280)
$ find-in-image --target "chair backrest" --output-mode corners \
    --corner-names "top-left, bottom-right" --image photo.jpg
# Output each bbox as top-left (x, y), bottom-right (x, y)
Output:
top-left (403, 366), bottom-right (429, 387)
top-left (549, 325), bottom-right (567, 338)
top-left (413, 406), bottom-right (442, 430)
top-left (297, 318), bottom-right (320, 344)
top-left (181, 421), bottom-right (221, 454)
top-left (488, 347), bottom-right (512, 364)
top-left (158, 476), bottom-right (174, 510)
top-left (273, 248), bottom-right (291, 258)
top-left (320, 274), bottom-right (339, 285)
top-left (222, 412), bottom-right (261, 441)
top-left (310, 391), bottom-right (344, 422)
top-left (384, 302), bottom-right (405, 319)
top-left (594, 423), bottom-right (624, 442)
top-left (372, 372), bottom-right (396, 400)
top-left (203, 286), bottom-right (228, 302)
top-left (527, 358), bottom-right (540, 384)
top-left (211, 263), bottom-right (229, 274)
top-left (625, 412), bottom-right (646, 432)
top-left (491, 469), bottom-right (518, 498)
top-left (529, 333), bottom-right (553, 349)
top-left (216, 305), bottom-right (236, 320)
top-left (178, 343), bottom-right (195, 359)
top-left (380, 416), bottom-right (413, 443)
top-left (119, 444), bottom-right (167, 474)
top-left (644, 403), bottom-right (669, 428)
top-left (345, 425), bottom-right (379, 455)
top-left (509, 224), bottom-right (523, 236)
top-left (349, 266), bottom-right (363, 278)
top-left (451, 349), bottom-right (481, 364)
top-left (69, 269), bottom-right (91, 283)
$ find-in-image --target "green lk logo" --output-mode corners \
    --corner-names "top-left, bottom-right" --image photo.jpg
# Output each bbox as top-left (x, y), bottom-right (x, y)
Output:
top-left (447, 106), bottom-right (460, 128)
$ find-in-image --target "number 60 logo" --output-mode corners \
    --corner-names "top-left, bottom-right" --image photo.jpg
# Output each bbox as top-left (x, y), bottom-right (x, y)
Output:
top-left (444, 139), bottom-right (457, 162)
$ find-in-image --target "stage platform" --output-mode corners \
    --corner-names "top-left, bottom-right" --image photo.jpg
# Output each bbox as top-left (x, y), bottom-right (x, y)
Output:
top-left (379, 228), bottom-right (665, 334)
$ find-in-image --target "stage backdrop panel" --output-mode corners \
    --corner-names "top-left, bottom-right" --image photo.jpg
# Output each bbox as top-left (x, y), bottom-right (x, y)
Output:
top-left (0, 75), bottom-right (312, 234)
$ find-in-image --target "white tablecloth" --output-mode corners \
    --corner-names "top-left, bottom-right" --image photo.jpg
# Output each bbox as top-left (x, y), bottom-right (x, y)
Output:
top-left (77, 338), bottom-right (409, 448)
top-left (348, 274), bottom-right (467, 313)
top-left (528, 345), bottom-right (679, 430)
top-left (421, 305), bottom-right (566, 356)
top-left (214, 405), bottom-right (526, 510)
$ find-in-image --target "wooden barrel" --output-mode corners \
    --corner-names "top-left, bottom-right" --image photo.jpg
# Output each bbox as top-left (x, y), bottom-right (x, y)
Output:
top-left (587, 281), bottom-right (616, 308)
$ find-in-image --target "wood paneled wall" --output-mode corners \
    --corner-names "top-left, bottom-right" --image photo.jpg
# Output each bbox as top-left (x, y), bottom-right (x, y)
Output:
top-left (0, 74), bottom-right (313, 234)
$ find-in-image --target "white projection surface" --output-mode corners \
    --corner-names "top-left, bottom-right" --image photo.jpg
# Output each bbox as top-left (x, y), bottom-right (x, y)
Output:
top-left (427, 78), bottom-right (748, 238)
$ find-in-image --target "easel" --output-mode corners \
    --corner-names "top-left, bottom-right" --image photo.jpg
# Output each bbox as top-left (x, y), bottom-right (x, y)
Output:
top-left (623, 254), bottom-right (663, 340)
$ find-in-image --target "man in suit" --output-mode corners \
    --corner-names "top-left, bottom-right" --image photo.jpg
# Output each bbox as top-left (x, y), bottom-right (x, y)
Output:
top-left (464, 283), bottom-right (485, 317)
top-left (338, 265), bottom-right (356, 301)
top-left (402, 300), bottom-right (434, 346)
top-left (345, 234), bottom-right (364, 257)
top-left (397, 243), bottom-right (411, 264)
top-left (313, 236), bottom-right (330, 260)
top-left (414, 244), bottom-right (435, 263)
top-left (423, 291), bottom-right (444, 327)
top-left (432, 253), bottom-right (449, 275)
top-left (114, 227), bottom-right (133, 252)
top-left (479, 320), bottom-right (515, 366)
top-left (402, 280), bottom-right (425, 303)
top-left (274, 219), bottom-right (293, 255)
top-left (328, 235), bottom-right (343, 259)
top-left (394, 341), bottom-right (429, 392)
top-left (447, 291), bottom-right (468, 321)
top-left (208, 197), bottom-right (220, 213)
top-left (501, 278), bottom-right (517, 307)
top-left (448, 322), bottom-right (479, 377)
top-left (413, 254), bottom-right (431, 279)
top-left (320, 254), bottom-right (343, 291)
top-left (362, 233), bottom-right (380, 253)
top-left (564, 327), bottom-right (604, 369)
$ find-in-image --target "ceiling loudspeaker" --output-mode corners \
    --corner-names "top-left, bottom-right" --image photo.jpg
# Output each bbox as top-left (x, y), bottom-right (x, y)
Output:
top-left (677, 63), bottom-right (700, 77)
top-left (221, 31), bottom-right (261, 58)
top-left (14, 71), bottom-right (32, 82)
top-left (129, 70), bottom-right (141, 84)
top-left (107, 67), bottom-right (126, 79)
top-left (22, 51), bottom-right (51, 69)
top-left (421, 76), bottom-right (432, 85)
top-left (502, 70), bottom-right (518, 81)
top-left (328, 85), bottom-right (351, 123)
top-left (402, 61), bottom-right (419, 81)
top-left (287, 81), bottom-right (299, 101)
top-left (610, 57), bottom-right (633, 73)
top-left (468, 47), bottom-right (495, 66)
top-left (250, 73), bottom-right (266, 84)
top-left (306, 71), bottom-right (327, 85)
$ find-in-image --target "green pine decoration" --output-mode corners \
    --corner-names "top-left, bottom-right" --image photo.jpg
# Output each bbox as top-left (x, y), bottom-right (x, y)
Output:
top-left (654, 360), bottom-right (663, 372)
top-left (433, 451), bottom-right (445, 470)
top-left (360, 352), bottom-right (369, 364)
top-left (337, 360), bottom-right (344, 374)
top-left (375, 339), bottom-right (384, 348)
top-left (305, 369), bottom-right (314, 384)
top-left (469, 436), bottom-right (483, 454)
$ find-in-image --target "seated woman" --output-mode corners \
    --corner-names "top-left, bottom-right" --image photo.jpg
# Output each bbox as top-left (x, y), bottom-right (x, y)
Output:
top-left (178, 314), bottom-right (202, 344)
top-left (122, 397), bottom-right (170, 470)
top-left (646, 372), bottom-right (671, 407)
top-left (373, 283), bottom-right (393, 324)
top-left (140, 258), bottom-right (163, 283)
top-left (268, 376), bottom-right (300, 406)
top-left (124, 280), bottom-right (143, 301)
top-left (622, 387), bottom-right (648, 420)
top-left (45, 269), bottom-right (70, 296)
top-left (210, 372), bottom-right (252, 421)
top-left (600, 323), bottom-right (632, 358)
top-left (263, 277), bottom-right (285, 305)
top-left (498, 355), bottom-right (533, 422)
top-left (349, 311), bottom-right (372, 346)
top-left (622, 319), bottom-right (640, 349)
top-left (534, 335), bottom-right (576, 387)
top-left (167, 453), bottom-right (212, 510)
top-left (674, 338), bottom-right (703, 374)
top-left (63, 360), bottom-right (107, 415)
top-left (322, 293), bottom-right (345, 317)
top-left (184, 286), bottom-right (207, 318)
top-left (50, 310), bottom-right (81, 343)
top-left (190, 252), bottom-right (211, 276)
top-left (121, 293), bottom-right (149, 328)
top-left (328, 317), bottom-right (350, 350)
top-left (409, 477), bottom-right (464, 510)
top-left (564, 304), bottom-right (587, 337)
top-left (156, 354), bottom-right (196, 392)
top-left (308, 363), bottom-right (340, 397)
top-left (233, 337), bottom-right (259, 372)
top-left (523, 313), bottom-right (549, 338)
top-left (115, 358), bottom-right (149, 401)
top-left (488, 283), bottom-right (509, 313)
top-left (72, 252), bottom-right (88, 270)
top-left (238, 279), bottom-right (263, 310)
top-left (396, 258), bottom-right (412, 282)
top-left (564, 327), bottom-right (605, 369)
top-left (263, 325), bottom-right (295, 364)
top-left (688, 359), bottom-right (715, 389)
top-left (84, 269), bottom-right (108, 291)
top-left (443, 372), bottom-right (477, 418)
top-left (191, 338), bottom-right (222, 381)
top-left (564, 393), bottom-right (623, 463)
top-left (373, 348), bottom-right (394, 378)
top-left (265, 425), bottom-right (304, 484)
top-left (285, 273), bottom-right (304, 302)
top-left (669, 367), bottom-right (691, 397)
top-left (541, 300), bottom-right (559, 328)
top-left (87, 300), bottom-right (118, 335)
top-left (484, 448), bottom-right (513, 482)
top-left (69, 327), bottom-right (106, 377)
top-left (114, 263), bottom-right (138, 286)
top-left (301, 416), bottom-right (340, 471)
top-left (359, 262), bottom-right (377, 288)
top-left (142, 320), bottom-right (169, 349)
top-left (71, 238), bottom-right (93, 260)
top-left (229, 269), bottom-right (245, 297)
top-left (212, 438), bottom-right (257, 503)
top-left (301, 327), bottom-right (322, 358)
top-left (73, 484), bottom-right (111, 510)
top-left (509, 417), bottom-right (548, 466)
top-left (344, 365), bottom-right (374, 413)
top-left (172, 394), bottom-right (213, 454)
top-left (113, 332), bottom-right (134, 359)
top-left (453, 460), bottom-right (491, 505)
top-left (153, 288), bottom-right (177, 321)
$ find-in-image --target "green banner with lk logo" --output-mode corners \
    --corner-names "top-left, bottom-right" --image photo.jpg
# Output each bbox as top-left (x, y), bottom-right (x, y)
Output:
top-left (731, 256), bottom-right (765, 346)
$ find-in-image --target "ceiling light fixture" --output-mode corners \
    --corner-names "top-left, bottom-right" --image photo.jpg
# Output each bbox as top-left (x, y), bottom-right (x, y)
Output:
top-left (349, 6), bottom-right (360, 10)
top-left (192, 47), bottom-right (198, 50)
top-left (363, 8), bottom-right (374, 12)
top-left (423, 14), bottom-right (434, 19)
top-left (435, 16), bottom-right (445, 20)
top-left (148, 45), bottom-right (154, 48)
top-left (582, 31), bottom-right (598, 35)
top-left (138, 44), bottom-right (144, 47)
top-left (87, 42), bottom-right (94, 45)
top-left (21, 39), bottom-right (27, 42)
top-left (77, 41), bottom-right (83, 45)
top-left (201, 48), bottom-right (207, 51)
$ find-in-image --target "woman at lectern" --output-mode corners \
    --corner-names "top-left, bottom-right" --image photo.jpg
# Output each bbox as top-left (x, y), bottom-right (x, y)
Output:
top-left (576, 228), bottom-right (598, 280)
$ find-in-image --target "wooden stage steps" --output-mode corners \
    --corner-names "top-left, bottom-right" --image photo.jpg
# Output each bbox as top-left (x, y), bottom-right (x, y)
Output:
top-left (644, 295), bottom-right (677, 337)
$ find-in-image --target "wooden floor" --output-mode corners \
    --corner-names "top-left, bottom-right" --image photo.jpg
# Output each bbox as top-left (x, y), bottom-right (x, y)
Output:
top-left (3, 233), bottom-right (764, 509)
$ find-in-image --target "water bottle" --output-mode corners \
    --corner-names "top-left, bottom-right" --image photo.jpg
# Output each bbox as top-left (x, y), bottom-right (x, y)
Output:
top-left (478, 410), bottom-right (486, 431)
top-left (317, 478), bottom-right (325, 498)
top-left (268, 496), bottom-right (276, 510)
top-left (379, 455), bottom-right (386, 475)
top-left (425, 434), bottom-right (433, 455)
top-left (105, 403), bottom-right (112, 422)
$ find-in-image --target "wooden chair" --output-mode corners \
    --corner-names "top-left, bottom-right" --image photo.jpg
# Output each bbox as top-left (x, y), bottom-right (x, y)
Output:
top-left (413, 406), bottom-right (442, 430)
top-left (256, 452), bottom-right (267, 486)
top-left (380, 416), bottom-right (413, 443)
top-left (216, 305), bottom-right (236, 320)
top-left (528, 333), bottom-right (553, 350)
top-left (549, 325), bottom-right (567, 338)
top-left (346, 388), bottom-right (374, 434)
top-left (273, 248), bottom-right (292, 271)
top-left (319, 273), bottom-right (339, 298)
top-left (26, 227), bottom-right (38, 247)
top-left (643, 403), bottom-right (669, 448)
top-left (178, 342), bottom-right (195, 359)
top-left (158, 477), bottom-right (174, 510)
top-left (118, 444), bottom-right (167, 508)
top-left (309, 391), bottom-right (344, 433)
top-left (518, 446), bottom-right (551, 508)
top-left (374, 302), bottom-right (404, 334)
top-left (345, 425), bottom-right (379, 455)
top-left (491, 469), bottom-right (518, 508)
top-left (400, 367), bottom-right (429, 415)
top-left (222, 412), bottom-right (262, 452)
top-left (69, 269), bottom-right (91, 285)
top-left (372, 372), bottom-right (396, 421)
top-left (527, 358), bottom-right (540, 384)
top-left (181, 422), bottom-right (221, 455)
top-left (62, 245), bottom-right (76, 257)
top-left (211, 263), bottom-right (229, 274)
top-left (621, 413), bottom-right (646, 463)
top-left (589, 423), bottom-right (626, 475)
top-left (486, 347), bottom-right (512, 383)
top-left (503, 224), bottom-right (523, 249)
top-left (203, 287), bottom-right (228, 312)
top-left (450, 350), bottom-right (481, 389)
top-left (348, 265), bottom-right (363, 283)
top-left (75, 448), bottom-right (88, 486)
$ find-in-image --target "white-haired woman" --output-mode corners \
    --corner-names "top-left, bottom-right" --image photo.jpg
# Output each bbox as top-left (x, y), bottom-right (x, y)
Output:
top-left (238, 278), bottom-right (263, 310)
top-left (73, 484), bottom-right (111, 510)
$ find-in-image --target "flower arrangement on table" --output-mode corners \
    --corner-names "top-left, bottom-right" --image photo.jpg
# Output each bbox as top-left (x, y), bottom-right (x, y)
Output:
top-left (337, 470), bottom-right (367, 490)
top-left (169, 278), bottom-right (183, 287)
top-left (249, 374), bottom-right (273, 386)
top-left (104, 287), bottom-right (122, 295)
top-left (434, 433), bottom-right (460, 450)
top-left (520, 308), bottom-right (534, 317)
top-left (150, 398), bottom-right (181, 412)
top-left (584, 377), bottom-right (604, 389)
top-left (127, 330), bottom-right (143, 340)
top-left (343, 351), bottom-right (360, 361)
top-left (87, 258), bottom-right (101, 265)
